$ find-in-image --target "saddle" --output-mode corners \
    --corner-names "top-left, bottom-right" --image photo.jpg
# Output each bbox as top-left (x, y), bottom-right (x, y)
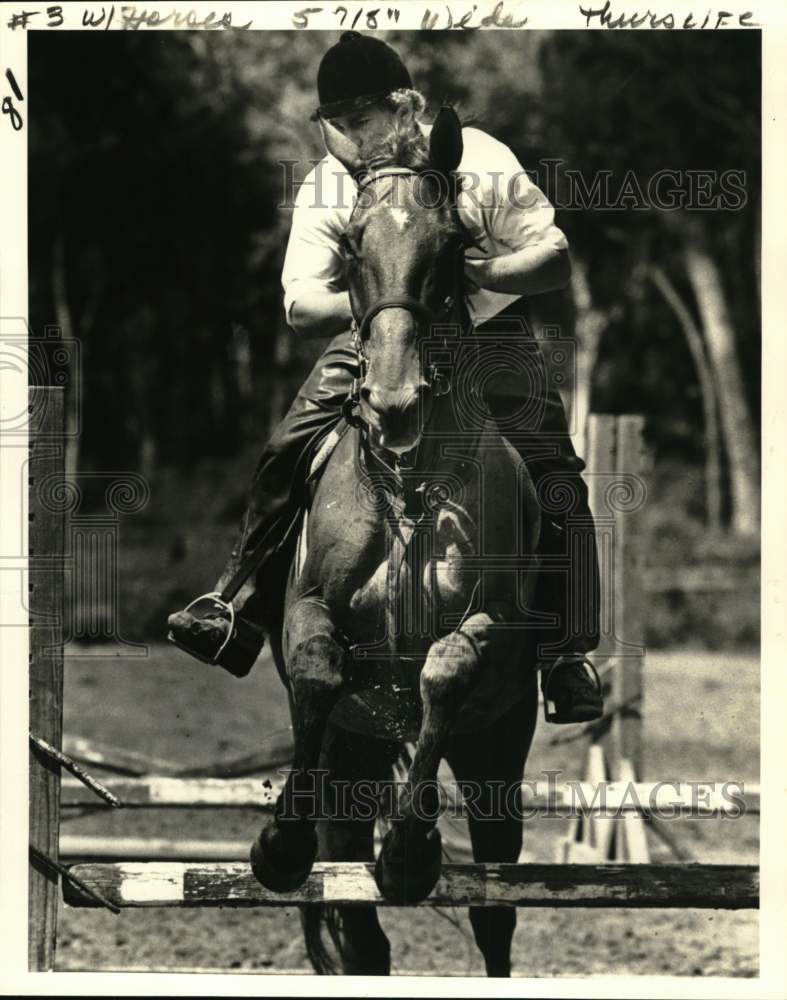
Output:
top-left (305, 421), bottom-right (349, 495)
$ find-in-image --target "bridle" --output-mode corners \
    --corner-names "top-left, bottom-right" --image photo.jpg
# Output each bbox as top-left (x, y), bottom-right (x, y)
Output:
top-left (341, 167), bottom-right (461, 431)
top-left (342, 295), bottom-right (455, 431)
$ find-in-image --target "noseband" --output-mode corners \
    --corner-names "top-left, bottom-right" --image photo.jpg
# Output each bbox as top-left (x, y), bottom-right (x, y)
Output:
top-left (342, 169), bottom-right (459, 430)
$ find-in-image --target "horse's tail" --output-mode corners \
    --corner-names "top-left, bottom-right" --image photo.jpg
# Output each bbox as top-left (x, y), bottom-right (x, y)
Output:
top-left (300, 904), bottom-right (344, 975)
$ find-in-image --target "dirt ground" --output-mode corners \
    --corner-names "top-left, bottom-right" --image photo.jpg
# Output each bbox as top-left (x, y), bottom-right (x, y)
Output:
top-left (55, 645), bottom-right (759, 977)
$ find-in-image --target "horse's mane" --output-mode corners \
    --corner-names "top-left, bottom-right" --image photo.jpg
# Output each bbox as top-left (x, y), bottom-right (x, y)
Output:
top-left (348, 115), bottom-right (483, 324)
top-left (354, 118), bottom-right (472, 232)
top-left (358, 118), bottom-right (431, 173)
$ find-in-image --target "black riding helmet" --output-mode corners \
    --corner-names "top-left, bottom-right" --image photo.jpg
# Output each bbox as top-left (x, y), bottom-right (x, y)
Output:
top-left (312, 31), bottom-right (412, 120)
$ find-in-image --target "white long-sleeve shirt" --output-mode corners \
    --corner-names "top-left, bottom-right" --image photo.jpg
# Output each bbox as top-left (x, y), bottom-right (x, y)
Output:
top-left (281, 124), bottom-right (568, 327)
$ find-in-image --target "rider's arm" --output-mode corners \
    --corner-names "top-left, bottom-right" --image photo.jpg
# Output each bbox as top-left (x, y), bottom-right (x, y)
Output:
top-left (465, 245), bottom-right (571, 296)
top-left (289, 289), bottom-right (353, 340)
top-left (459, 131), bottom-right (571, 298)
top-left (282, 160), bottom-right (352, 339)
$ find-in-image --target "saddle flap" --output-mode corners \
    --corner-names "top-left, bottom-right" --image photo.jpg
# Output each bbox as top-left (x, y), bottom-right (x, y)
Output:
top-left (305, 421), bottom-right (349, 489)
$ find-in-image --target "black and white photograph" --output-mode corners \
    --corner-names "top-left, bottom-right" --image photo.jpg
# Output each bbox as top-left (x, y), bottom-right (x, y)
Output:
top-left (1, 1), bottom-right (785, 993)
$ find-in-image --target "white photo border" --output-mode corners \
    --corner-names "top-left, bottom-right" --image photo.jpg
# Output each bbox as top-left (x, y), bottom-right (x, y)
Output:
top-left (1, 2), bottom-right (785, 996)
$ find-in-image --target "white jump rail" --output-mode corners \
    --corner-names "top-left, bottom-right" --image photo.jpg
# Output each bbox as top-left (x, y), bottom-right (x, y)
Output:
top-left (60, 775), bottom-right (760, 815)
top-left (62, 861), bottom-right (759, 910)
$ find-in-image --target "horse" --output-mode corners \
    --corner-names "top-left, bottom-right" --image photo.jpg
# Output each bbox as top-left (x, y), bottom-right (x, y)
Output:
top-left (250, 107), bottom-right (543, 977)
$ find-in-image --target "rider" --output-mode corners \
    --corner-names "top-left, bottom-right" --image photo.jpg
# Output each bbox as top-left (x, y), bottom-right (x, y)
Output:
top-left (168, 31), bottom-right (603, 725)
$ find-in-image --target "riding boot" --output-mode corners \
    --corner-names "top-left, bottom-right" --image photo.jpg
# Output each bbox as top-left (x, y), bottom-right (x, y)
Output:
top-left (474, 300), bottom-right (603, 722)
top-left (168, 331), bottom-right (360, 674)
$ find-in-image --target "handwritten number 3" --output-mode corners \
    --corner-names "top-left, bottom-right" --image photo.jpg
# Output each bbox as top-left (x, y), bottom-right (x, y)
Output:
top-left (2, 97), bottom-right (23, 132)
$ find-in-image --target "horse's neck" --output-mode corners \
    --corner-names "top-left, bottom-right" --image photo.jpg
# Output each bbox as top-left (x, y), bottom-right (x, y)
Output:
top-left (413, 382), bottom-right (489, 481)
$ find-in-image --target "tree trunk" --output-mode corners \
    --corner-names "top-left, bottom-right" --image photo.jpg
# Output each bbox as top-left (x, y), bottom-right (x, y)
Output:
top-left (569, 258), bottom-right (615, 451)
top-left (269, 317), bottom-right (293, 429)
top-left (684, 231), bottom-right (759, 537)
top-left (649, 266), bottom-right (723, 532)
top-left (126, 310), bottom-right (156, 482)
top-left (228, 322), bottom-right (254, 442)
top-left (51, 235), bottom-right (80, 483)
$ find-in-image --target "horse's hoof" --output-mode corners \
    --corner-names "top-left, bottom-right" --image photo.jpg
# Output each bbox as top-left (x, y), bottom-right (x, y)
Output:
top-left (249, 821), bottom-right (318, 893)
top-left (374, 827), bottom-right (442, 904)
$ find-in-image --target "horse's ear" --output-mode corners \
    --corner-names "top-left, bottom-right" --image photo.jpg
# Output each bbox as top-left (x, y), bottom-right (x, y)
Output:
top-left (318, 116), bottom-right (365, 182)
top-left (429, 105), bottom-right (463, 177)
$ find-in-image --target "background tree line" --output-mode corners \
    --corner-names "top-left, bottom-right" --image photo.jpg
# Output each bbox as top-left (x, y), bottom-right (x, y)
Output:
top-left (28, 29), bottom-right (760, 645)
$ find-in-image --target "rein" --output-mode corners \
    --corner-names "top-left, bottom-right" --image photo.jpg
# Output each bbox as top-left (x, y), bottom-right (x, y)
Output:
top-left (337, 167), bottom-right (487, 661)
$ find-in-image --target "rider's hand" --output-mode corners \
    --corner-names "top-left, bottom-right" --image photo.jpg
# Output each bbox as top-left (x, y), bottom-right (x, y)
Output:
top-left (463, 257), bottom-right (490, 294)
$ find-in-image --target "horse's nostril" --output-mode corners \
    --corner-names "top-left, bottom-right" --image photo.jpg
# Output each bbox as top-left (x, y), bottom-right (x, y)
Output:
top-left (360, 385), bottom-right (386, 414)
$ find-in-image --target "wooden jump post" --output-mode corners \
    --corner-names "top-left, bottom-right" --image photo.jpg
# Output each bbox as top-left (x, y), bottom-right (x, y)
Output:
top-left (28, 387), bottom-right (66, 972)
top-left (557, 416), bottom-right (648, 864)
top-left (585, 414), bottom-right (646, 780)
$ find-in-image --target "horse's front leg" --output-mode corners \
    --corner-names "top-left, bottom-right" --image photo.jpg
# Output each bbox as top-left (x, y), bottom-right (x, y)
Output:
top-left (251, 596), bottom-right (347, 892)
top-left (375, 611), bottom-right (501, 904)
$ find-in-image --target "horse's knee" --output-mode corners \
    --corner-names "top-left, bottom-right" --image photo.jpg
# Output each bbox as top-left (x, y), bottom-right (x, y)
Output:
top-left (285, 596), bottom-right (345, 702)
top-left (420, 632), bottom-right (479, 710)
top-left (289, 633), bottom-right (345, 704)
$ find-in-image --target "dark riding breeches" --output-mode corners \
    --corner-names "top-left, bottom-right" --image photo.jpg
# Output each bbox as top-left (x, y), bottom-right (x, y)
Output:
top-left (218, 300), bottom-right (601, 657)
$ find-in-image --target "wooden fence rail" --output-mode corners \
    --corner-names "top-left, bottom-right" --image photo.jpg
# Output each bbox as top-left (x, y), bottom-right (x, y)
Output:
top-left (60, 775), bottom-right (760, 815)
top-left (63, 861), bottom-right (759, 910)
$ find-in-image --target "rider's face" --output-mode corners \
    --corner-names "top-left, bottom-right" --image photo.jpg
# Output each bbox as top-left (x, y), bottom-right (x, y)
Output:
top-left (328, 104), bottom-right (398, 150)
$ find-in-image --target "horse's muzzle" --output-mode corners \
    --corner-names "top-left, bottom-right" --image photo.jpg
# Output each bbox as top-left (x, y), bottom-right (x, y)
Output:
top-left (360, 383), bottom-right (431, 455)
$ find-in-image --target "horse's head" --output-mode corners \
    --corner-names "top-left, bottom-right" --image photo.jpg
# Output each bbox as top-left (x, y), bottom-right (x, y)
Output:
top-left (322, 106), bottom-right (471, 456)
